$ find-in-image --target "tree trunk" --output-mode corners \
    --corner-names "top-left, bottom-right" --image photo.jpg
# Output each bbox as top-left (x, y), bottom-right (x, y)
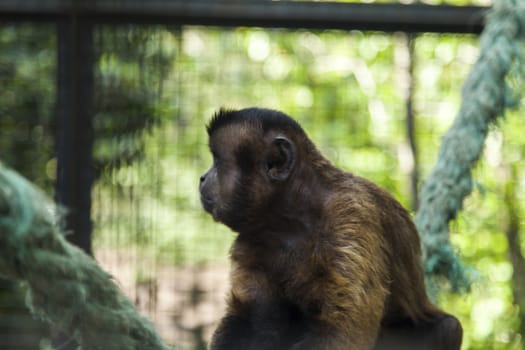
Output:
top-left (503, 164), bottom-right (525, 340)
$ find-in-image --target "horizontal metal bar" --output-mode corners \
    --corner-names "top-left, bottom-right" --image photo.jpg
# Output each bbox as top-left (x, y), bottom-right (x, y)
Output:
top-left (0, 0), bottom-right (487, 33)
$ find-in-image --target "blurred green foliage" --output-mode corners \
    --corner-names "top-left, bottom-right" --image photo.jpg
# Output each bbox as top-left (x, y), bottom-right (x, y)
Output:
top-left (1, 16), bottom-right (525, 350)
top-left (0, 24), bottom-right (56, 191)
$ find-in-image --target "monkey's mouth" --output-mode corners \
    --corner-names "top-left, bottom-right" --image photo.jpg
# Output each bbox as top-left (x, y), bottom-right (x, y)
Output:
top-left (200, 195), bottom-right (215, 213)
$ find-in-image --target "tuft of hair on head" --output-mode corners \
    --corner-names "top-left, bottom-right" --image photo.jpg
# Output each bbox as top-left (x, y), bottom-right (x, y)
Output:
top-left (206, 108), bottom-right (234, 136)
top-left (207, 107), bottom-right (306, 138)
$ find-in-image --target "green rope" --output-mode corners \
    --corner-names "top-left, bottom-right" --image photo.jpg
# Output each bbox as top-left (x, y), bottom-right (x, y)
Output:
top-left (415, 0), bottom-right (525, 292)
top-left (0, 163), bottom-right (173, 350)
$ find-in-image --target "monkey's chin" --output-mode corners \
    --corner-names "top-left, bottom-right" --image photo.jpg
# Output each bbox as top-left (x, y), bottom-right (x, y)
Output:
top-left (201, 198), bottom-right (227, 225)
top-left (200, 196), bottom-right (215, 214)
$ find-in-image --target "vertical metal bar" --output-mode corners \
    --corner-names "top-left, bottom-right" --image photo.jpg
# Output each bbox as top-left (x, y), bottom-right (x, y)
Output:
top-left (405, 33), bottom-right (419, 211)
top-left (55, 14), bottom-right (94, 255)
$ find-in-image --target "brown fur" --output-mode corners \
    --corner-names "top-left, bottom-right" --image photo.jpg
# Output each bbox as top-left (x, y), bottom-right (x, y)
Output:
top-left (200, 108), bottom-right (462, 350)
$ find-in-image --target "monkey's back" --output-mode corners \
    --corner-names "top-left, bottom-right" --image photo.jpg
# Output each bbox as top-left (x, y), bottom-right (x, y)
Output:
top-left (325, 171), bottom-right (438, 323)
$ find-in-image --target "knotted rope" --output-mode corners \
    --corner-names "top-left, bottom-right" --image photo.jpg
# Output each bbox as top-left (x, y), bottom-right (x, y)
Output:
top-left (0, 163), bottom-right (172, 350)
top-left (416, 0), bottom-right (525, 292)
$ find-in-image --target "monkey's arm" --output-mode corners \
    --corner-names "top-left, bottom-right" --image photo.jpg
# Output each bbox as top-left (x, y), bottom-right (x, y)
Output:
top-left (210, 311), bottom-right (253, 350)
top-left (291, 221), bottom-right (390, 350)
top-left (211, 266), bottom-right (291, 350)
top-left (290, 278), bottom-right (386, 350)
top-left (211, 299), bottom-right (292, 350)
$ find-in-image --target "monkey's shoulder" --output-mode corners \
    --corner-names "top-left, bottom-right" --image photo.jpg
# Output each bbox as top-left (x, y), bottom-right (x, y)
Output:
top-left (324, 172), bottom-right (397, 214)
top-left (323, 171), bottom-right (416, 236)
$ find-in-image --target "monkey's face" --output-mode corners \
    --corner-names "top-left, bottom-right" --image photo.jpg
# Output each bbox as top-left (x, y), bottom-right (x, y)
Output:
top-left (199, 110), bottom-right (296, 233)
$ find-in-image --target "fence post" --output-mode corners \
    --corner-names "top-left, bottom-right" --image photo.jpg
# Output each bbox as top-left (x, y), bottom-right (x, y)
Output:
top-left (55, 13), bottom-right (94, 255)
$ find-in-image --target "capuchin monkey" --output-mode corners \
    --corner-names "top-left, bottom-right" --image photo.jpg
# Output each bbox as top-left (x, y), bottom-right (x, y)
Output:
top-left (199, 107), bottom-right (462, 350)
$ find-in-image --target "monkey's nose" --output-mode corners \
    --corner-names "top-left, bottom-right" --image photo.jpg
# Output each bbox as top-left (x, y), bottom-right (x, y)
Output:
top-left (200, 174), bottom-right (206, 184)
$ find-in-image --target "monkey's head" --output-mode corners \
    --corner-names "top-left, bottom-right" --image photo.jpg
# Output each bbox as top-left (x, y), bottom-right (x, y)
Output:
top-left (199, 108), bottom-right (314, 233)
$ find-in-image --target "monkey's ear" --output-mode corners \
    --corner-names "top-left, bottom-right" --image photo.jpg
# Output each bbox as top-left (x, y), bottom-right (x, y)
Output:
top-left (266, 136), bottom-right (296, 181)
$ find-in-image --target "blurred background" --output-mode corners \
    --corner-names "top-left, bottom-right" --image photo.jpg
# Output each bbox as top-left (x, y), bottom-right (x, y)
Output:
top-left (1, 0), bottom-right (524, 349)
